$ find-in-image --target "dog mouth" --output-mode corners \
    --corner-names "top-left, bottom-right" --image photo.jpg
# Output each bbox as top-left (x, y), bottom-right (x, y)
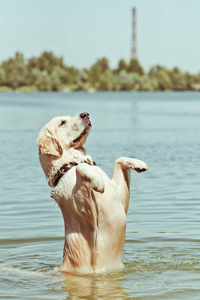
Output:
top-left (72, 120), bottom-right (92, 143)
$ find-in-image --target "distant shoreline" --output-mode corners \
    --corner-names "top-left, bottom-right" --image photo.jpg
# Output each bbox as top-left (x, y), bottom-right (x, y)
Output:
top-left (1, 89), bottom-right (200, 93)
top-left (1, 51), bottom-right (200, 92)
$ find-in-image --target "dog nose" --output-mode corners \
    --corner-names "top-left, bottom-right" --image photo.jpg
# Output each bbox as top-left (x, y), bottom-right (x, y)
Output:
top-left (80, 112), bottom-right (89, 119)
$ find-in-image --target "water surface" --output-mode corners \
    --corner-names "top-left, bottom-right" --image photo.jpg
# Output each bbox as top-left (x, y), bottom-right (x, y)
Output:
top-left (0, 92), bottom-right (200, 299)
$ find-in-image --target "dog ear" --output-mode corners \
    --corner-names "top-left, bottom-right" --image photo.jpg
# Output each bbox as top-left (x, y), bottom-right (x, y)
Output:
top-left (37, 129), bottom-right (63, 156)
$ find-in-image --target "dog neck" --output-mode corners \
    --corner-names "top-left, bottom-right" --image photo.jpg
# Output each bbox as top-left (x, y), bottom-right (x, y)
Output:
top-left (39, 147), bottom-right (94, 187)
top-left (52, 159), bottom-right (94, 187)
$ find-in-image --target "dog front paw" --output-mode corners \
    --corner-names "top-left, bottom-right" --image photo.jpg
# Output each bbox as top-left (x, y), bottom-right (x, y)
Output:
top-left (76, 164), bottom-right (105, 193)
top-left (115, 157), bottom-right (148, 173)
top-left (131, 159), bottom-right (148, 173)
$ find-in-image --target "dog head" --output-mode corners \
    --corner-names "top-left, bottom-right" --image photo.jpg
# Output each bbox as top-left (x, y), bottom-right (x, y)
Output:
top-left (37, 112), bottom-right (92, 156)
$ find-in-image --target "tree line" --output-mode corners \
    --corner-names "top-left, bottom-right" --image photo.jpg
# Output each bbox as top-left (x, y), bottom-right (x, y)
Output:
top-left (0, 51), bottom-right (199, 92)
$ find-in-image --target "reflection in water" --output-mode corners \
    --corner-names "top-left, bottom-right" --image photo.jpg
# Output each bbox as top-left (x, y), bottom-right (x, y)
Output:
top-left (61, 271), bottom-right (130, 299)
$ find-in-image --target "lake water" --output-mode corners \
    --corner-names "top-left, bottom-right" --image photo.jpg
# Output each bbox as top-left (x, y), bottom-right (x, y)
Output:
top-left (0, 91), bottom-right (200, 299)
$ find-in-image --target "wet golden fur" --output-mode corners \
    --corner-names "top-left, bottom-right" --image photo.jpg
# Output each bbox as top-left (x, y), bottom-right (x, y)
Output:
top-left (37, 113), bottom-right (148, 274)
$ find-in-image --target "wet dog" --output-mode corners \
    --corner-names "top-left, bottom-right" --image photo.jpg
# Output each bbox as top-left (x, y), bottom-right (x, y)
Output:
top-left (37, 112), bottom-right (148, 274)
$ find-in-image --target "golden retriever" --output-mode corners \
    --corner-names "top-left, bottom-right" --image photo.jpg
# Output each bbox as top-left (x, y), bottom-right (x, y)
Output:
top-left (37, 112), bottom-right (148, 274)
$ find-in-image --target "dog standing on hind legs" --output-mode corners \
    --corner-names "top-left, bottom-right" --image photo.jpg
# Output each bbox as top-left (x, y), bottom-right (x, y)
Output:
top-left (37, 112), bottom-right (148, 274)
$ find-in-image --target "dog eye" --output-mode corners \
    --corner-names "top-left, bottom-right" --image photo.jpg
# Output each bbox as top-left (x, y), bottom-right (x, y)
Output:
top-left (59, 120), bottom-right (66, 127)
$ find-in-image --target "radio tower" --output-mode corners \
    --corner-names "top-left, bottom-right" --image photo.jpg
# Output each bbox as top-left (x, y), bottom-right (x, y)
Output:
top-left (132, 8), bottom-right (137, 58)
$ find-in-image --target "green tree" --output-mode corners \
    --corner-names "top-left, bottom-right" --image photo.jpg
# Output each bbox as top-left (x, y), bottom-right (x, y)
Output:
top-left (64, 66), bottom-right (80, 86)
top-left (1, 50), bottom-right (199, 92)
top-left (89, 57), bottom-right (109, 87)
top-left (157, 69), bottom-right (172, 90)
top-left (190, 73), bottom-right (200, 90)
top-left (112, 70), bottom-right (140, 91)
top-left (149, 65), bottom-right (172, 90)
top-left (30, 69), bottom-right (52, 91)
top-left (1, 52), bottom-right (27, 89)
top-left (127, 58), bottom-right (144, 76)
top-left (97, 69), bottom-right (113, 91)
top-left (114, 59), bottom-right (127, 75)
top-left (50, 66), bottom-right (64, 91)
top-left (27, 52), bottom-right (78, 90)
top-left (184, 72), bottom-right (198, 90)
top-left (28, 51), bottom-right (63, 74)
top-left (138, 75), bottom-right (158, 91)
top-left (169, 67), bottom-right (187, 90)
top-left (0, 68), bottom-right (6, 85)
top-left (72, 70), bottom-right (91, 91)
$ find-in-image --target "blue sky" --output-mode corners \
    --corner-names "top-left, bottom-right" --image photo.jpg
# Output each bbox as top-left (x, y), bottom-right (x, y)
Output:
top-left (0, 0), bottom-right (200, 73)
